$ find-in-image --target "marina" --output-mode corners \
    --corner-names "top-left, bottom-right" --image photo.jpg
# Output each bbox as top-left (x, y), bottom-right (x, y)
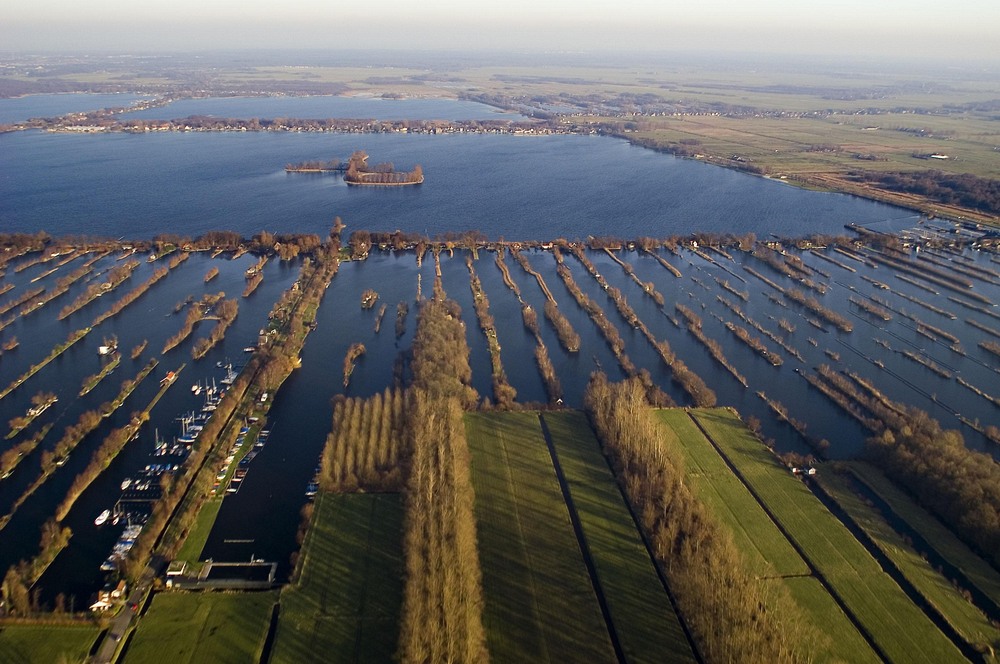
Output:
top-left (89, 360), bottom-right (251, 578)
top-left (0, 249), bottom-right (300, 605)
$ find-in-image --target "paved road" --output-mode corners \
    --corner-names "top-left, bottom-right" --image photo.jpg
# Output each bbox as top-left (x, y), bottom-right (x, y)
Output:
top-left (91, 562), bottom-right (158, 664)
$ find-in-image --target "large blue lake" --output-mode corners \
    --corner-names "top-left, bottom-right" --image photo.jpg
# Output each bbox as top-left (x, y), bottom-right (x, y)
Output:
top-left (1, 130), bottom-right (914, 239)
top-left (0, 93), bottom-right (146, 124)
top-left (120, 95), bottom-right (523, 121)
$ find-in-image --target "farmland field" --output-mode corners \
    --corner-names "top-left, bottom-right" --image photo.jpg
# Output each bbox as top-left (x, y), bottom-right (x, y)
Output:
top-left (654, 409), bottom-right (807, 577)
top-left (816, 467), bottom-right (1000, 654)
top-left (122, 590), bottom-right (276, 664)
top-left (0, 624), bottom-right (99, 664)
top-left (780, 576), bottom-right (881, 664)
top-left (689, 408), bottom-right (965, 663)
top-left (847, 461), bottom-right (1000, 615)
top-left (269, 493), bottom-right (403, 664)
top-left (655, 408), bottom-right (878, 664)
top-left (541, 411), bottom-right (697, 664)
top-left (465, 412), bottom-right (613, 662)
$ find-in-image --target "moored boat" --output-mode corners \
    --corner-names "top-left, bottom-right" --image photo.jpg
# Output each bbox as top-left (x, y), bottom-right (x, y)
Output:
top-left (95, 509), bottom-right (111, 526)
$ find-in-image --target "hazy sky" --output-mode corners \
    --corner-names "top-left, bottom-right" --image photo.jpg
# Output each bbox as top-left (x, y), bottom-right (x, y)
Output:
top-left (5, 0), bottom-right (999, 61)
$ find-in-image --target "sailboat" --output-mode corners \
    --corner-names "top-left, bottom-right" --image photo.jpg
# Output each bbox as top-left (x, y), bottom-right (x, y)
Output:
top-left (220, 363), bottom-right (237, 386)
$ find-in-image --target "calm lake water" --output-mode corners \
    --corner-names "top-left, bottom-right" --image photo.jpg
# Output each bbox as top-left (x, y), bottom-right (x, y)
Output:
top-left (0, 131), bottom-right (915, 240)
top-left (0, 93), bottom-right (146, 124)
top-left (119, 95), bottom-right (524, 121)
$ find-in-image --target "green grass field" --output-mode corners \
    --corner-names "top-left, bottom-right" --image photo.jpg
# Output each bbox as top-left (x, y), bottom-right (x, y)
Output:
top-left (779, 576), bottom-right (882, 664)
top-left (689, 408), bottom-right (964, 664)
top-left (656, 409), bottom-right (879, 664)
top-left (632, 113), bottom-right (1000, 180)
top-left (655, 409), bottom-right (808, 578)
top-left (816, 467), bottom-right (1000, 656)
top-left (542, 411), bottom-right (697, 664)
top-left (848, 461), bottom-right (1000, 614)
top-left (0, 625), bottom-right (99, 664)
top-left (122, 590), bottom-right (276, 664)
top-left (174, 499), bottom-right (222, 562)
top-left (269, 493), bottom-right (403, 664)
top-left (465, 412), bottom-right (614, 662)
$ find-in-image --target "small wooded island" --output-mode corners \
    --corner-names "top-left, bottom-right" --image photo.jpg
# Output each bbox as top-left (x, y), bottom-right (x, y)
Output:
top-left (286, 150), bottom-right (424, 186)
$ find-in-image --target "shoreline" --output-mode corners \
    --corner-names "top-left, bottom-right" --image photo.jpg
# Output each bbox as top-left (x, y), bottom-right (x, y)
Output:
top-left (3, 116), bottom-right (994, 226)
top-left (344, 177), bottom-right (423, 187)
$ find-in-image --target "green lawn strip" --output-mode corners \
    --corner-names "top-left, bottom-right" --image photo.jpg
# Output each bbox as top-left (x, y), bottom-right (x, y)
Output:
top-left (816, 468), bottom-right (1000, 655)
top-left (690, 408), bottom-right (964, 664)
top-left (779, 576), bottom-right (881, 664)
top-left (0, 624), bottom-right (99, 664)
top-left (270, 493), bottom-right (402, 664)
top-left (122, 590), bottom-right (276, 664)
top-left (465, 412), bottom-right (613, 663)
top-left (655, 409), bottom-right (808, 578)
top-left (543, 411), bottom-right (697, 664)
top-left (174, 499), bottom-right (223, 562)
top-left (847, 461), bottom-right (1000, 613)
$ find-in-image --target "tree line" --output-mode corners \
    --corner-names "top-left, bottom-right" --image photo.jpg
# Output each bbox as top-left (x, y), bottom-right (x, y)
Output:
top-left (344, 150), bottom-right (424, 186)
top-left (866, 403), bottom-right (1000, 567)
top-left (320, 389), bottom-right (408, 492)
top-left (466, 257), bottom-right (517, 409)
top-left (57, 259), bottom-right (140, 320)
top-left (584, 373), bottom-right (811, 662)
top-left (191, 298), bottom-right (239, 360)
top-left (848, 169), bottom-right (1000, 215)
top-left (161, 292), bottom-right (225, 354)
top-left (341, 342), bottom-right (366, 389)
top-left (398, 296), bottom-right (487, 663)
top-left (804, 363), bottom-right (1000, 567)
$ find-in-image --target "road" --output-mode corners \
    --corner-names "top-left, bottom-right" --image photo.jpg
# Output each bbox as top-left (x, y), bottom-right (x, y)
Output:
top-left (91, 560), bottom-right (159, 664)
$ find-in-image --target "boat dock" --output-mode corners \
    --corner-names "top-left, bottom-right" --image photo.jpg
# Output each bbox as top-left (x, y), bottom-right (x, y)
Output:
top-left (165, 559), bottom-right (277, 590)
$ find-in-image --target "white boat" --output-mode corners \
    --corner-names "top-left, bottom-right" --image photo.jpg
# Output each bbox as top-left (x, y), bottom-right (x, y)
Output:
top-left (95, 509), bottom-right (111, 526)
top-left (121, 478), bottom-right (131, 491)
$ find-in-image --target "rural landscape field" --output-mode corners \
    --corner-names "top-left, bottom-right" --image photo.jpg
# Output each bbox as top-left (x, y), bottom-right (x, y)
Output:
top-left (1, 23), bottom-right (999, 664)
